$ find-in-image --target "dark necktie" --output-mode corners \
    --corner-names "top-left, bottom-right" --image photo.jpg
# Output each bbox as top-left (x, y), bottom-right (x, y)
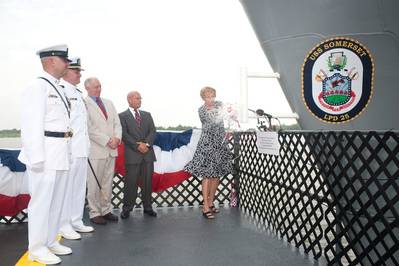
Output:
top-left (134, 109), bottom-right (141, 127)
top-left (96, 97), bottom-right (108, 119)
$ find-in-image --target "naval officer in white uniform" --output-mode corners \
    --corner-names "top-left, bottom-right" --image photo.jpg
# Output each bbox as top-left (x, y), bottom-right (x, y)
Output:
top-left (59, 57), bottom-right (94, 240)
top-left (18, 44), bottom-right (73, 265)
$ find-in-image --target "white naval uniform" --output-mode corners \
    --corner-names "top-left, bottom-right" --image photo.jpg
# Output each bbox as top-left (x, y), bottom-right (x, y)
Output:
top-left (18, 71), bottom-right (71, 258)
top-left (59, 80), bottom-right (90, 232)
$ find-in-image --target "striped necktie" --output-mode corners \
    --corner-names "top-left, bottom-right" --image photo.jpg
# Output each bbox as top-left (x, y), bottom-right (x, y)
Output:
top-left (134, 109), bottom-right (141, 127)
top-left (96, 97), bottom-right (108, 119)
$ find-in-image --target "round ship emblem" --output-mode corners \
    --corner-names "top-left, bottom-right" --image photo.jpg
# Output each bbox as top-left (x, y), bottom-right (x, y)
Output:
top-left (302, 37), bottom-right (374, 123)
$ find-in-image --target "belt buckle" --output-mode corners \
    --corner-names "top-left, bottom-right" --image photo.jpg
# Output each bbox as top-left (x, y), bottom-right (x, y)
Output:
top-left (64, 131), bottom-right (73, 138)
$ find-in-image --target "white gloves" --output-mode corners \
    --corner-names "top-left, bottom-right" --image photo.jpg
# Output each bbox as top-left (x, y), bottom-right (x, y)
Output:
top-left (30, 162), bottom-right (44, 172)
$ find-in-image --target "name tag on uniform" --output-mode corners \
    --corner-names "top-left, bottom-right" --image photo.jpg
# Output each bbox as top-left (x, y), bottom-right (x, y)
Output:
top-left (69, 98), bottom-right (78, 101)
top-left (48, 94), bottom-right (58, 98)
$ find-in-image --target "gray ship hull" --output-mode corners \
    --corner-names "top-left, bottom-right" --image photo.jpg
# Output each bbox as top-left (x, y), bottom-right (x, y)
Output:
top-left (240, 0), bottom-right (399, 130)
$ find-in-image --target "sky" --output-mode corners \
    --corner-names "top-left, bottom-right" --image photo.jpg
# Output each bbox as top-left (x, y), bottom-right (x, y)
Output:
top-left (0, 0), bottom-right (294, 130)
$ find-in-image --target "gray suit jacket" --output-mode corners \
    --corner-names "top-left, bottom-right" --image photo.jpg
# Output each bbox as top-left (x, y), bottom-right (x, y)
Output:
top-left (119, 109), bottom-right (156, 164)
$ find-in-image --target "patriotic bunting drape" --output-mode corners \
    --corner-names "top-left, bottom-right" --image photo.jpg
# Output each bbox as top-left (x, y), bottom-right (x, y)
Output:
top-left (115, 129), bottom-right (200, 192)
top-left (0, 130), bottom-right (200, 216)
top-left (0, 149), bottom-right (30, 216)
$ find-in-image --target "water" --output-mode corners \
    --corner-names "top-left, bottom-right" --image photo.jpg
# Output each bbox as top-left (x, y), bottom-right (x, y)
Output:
top-left (0, 138), bottom-right (21, 149)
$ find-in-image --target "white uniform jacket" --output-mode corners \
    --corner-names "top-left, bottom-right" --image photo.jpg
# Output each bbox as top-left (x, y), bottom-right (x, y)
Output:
top-left (61, 80), bottom-right (90, 158)
top-left (19, 72), bottom-right (71, 170)
top-left (84, 96), bottom-right (122, 159)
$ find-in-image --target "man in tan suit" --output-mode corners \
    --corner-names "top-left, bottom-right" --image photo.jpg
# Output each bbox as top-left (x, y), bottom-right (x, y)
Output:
top-left (84, 77), bottom-right (122, 225)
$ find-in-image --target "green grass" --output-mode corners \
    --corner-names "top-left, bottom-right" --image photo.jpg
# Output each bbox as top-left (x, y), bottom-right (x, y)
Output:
top-left (0, 129), bottom-right (21, 138)
top-left (325, 95), bottom-right (349, 105)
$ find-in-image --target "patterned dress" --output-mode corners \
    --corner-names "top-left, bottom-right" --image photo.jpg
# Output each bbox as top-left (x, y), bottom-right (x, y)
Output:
top-left (184, 101), bottom-right (233, 179)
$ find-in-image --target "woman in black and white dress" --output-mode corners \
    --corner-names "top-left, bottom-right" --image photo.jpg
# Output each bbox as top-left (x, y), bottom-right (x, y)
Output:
top-left (184, 86), bottom-right (233, 219)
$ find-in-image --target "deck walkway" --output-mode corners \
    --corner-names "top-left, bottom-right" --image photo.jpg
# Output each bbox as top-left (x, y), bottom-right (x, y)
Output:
top-left (1, 207), bottom-right (326, 266)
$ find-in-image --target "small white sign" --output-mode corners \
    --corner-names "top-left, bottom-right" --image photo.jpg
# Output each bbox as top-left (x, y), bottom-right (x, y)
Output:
top-left (256, 131), bottom-right (280, 155)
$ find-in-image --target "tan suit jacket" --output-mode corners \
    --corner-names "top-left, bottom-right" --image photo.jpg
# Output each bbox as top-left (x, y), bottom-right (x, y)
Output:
top-left (85, 96), bottom-right (122, 159)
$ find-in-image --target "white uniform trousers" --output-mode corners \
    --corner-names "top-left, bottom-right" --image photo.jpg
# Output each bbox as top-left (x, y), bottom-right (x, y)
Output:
top-left (60, 157), bottom-right (88, 232)
top-left (27, 168), bottom-right (68, 257)
top-left (87, 157), bottom-right (115, 218)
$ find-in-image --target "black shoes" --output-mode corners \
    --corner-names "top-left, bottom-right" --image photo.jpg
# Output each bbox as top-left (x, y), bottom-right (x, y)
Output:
top-left (120, 208), bottom-right (157, 218)
top-left (91, 213), bottom-right (118, 224)
top-left (103, 212), bottom-right (119, 221)
top-left (202, 211), bottom-right (215, 219)
top-left (209, 205), bottom-right (220, 214)
top-left (120, 210), bottom-right (130, 219)
top-left (143, 209), bottom-right (157, 217)
top-left (90, 216), bottom-right (107, 225)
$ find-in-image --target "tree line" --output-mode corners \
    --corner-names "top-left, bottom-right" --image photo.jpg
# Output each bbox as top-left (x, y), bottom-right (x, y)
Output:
top-left (0, 129), bottom-right (20, 138)
top-left (0, 123), bottom-right (300, 138)
top-left (0, 126), bottom-right (195, 138)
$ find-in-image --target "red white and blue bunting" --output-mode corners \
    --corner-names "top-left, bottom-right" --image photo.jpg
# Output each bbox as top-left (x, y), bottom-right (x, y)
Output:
top-left (0, 130), bottom-right (200, 216)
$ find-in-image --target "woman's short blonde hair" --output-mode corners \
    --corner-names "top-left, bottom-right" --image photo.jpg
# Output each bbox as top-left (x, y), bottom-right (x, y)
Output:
top-left (200, 86), bottom-right (216, 99)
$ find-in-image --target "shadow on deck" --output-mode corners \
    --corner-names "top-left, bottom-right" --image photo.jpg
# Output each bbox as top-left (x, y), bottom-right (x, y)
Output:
top-left (1, 206), bottom-right (325, 266)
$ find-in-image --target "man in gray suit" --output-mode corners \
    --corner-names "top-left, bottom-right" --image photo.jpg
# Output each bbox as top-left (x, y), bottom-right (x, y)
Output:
top-left (119, 91), bottom-right (157, 219)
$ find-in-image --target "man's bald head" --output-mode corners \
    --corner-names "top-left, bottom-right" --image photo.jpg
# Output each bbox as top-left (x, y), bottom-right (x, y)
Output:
top-left (127, 91), bottom-right (142, 110)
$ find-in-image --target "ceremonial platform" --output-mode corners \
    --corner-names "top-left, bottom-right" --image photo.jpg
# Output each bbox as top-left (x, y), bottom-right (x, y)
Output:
top-left (2, 206), bottom-right (321, 266)
top-left (1, 130), bottom-right (399, 265)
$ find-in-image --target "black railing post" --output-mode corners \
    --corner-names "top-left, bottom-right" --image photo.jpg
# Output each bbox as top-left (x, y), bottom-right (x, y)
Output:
top-left (233, 132), bottom-right (240, 207)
